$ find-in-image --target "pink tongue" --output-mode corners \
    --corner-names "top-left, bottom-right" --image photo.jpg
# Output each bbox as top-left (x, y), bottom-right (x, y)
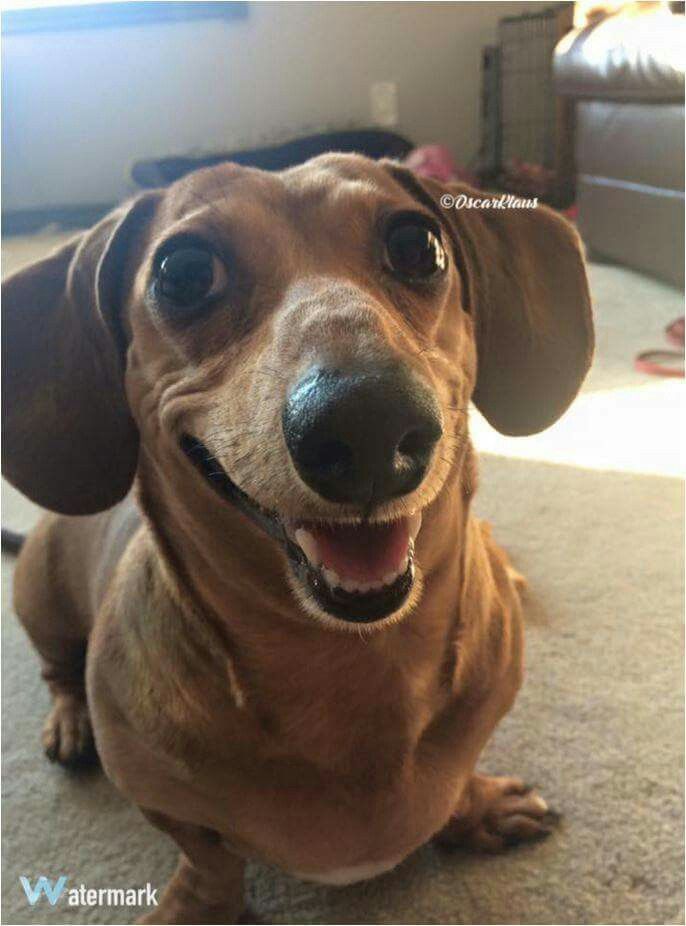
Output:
top-left (308, 519), bottom-right (410, 583)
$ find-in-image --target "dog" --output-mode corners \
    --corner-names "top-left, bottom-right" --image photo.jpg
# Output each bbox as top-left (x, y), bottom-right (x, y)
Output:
top-left (2, 154), bottom-right (593, 924)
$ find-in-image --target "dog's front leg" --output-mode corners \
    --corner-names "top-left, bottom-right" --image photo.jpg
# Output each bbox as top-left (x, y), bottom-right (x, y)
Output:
top-left (137, 810), bottom-right (245, 925)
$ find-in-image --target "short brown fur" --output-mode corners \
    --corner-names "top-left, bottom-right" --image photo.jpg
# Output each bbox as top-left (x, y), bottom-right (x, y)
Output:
top-left (3, 154), bottom-right (592, 922)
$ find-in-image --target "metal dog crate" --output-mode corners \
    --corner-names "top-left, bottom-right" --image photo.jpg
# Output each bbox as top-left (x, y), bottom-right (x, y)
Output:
top-left (480, 3), bottom-right (575, 206)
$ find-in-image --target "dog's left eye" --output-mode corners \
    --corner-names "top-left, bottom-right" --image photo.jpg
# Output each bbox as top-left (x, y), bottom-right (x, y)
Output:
top-left (155, 244), bottom-right (227, 310)
top-left (384, 216), bottom-right (447, 281)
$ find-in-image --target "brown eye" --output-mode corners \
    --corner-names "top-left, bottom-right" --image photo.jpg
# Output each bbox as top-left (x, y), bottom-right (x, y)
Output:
top-left (155, 243), bottom-right (227, 312)
top-left (385, 217), bottom-right (447, 281)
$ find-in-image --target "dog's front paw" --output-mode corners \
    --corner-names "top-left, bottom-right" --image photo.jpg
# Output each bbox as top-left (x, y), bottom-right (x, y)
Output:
top-left (42, 693), bottom-right (96, 767)
top-left (435, 774), bottom-right (559, 854)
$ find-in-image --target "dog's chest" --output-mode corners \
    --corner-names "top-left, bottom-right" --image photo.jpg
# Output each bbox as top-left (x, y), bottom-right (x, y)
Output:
top-left (209, 676), bottom-right (457, 878)
top-left (243, 627), bottom-right (443, 771)
top-left (217, 747), bottom-right (457, 881)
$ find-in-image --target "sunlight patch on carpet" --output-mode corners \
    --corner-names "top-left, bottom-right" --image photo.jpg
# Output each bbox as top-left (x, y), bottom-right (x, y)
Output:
top-left (471, 380), bottom-right (684, 478)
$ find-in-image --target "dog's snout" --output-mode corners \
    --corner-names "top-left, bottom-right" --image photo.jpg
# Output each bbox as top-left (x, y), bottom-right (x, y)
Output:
top-left (282, 366), bottom-right (442, 507)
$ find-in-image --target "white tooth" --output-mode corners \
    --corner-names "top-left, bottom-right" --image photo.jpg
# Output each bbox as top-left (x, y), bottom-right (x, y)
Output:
top-left (341, 578), bottom-right (360, 593)
top-left (383, 571), bottom-right (399, 586)
top-left (409, 511), bottom-right (423, 541)
top-left (295, 528), bottom-right (321, 567)
top-left (346, 579), bottom-right (376, 594)
top-left (323, 567), bottom-right (340, 589)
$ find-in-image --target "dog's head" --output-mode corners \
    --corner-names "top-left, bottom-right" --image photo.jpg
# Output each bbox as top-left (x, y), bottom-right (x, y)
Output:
top-left (2, 154), bottom-right (593, 629)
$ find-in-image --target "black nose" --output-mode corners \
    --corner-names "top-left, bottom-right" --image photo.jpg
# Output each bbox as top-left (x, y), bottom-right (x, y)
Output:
top-left (282, 365), bottom-right (443, 507)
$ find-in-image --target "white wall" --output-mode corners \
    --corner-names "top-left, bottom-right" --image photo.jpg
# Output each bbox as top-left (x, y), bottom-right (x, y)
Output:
top-left (2, 1), bottom-right (540, 211)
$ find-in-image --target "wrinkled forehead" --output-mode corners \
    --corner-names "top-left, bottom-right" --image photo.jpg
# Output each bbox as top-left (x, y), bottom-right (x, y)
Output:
top-left (157, 154), bottom-right (413, 233)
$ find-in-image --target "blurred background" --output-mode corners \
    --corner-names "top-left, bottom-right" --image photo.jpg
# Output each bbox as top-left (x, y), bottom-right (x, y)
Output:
top-left (2, 0), bottom-right (685, 294)
top-left (1, 3), bottom-right (684, 925)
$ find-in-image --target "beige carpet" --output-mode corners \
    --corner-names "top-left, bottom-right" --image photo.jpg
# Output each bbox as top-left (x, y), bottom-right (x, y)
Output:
top-left (1, 230), bottom-right (684, 925)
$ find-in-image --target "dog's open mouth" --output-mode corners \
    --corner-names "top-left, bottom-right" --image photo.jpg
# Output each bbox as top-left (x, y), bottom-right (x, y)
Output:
top-left (286, 514), bottom-right (421, 623)
top-left (181, 435), bottom-right (421, 624)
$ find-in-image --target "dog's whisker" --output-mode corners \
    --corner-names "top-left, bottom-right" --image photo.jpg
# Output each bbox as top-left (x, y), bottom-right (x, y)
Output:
top-left (252, 367), bottom-right (289, 385)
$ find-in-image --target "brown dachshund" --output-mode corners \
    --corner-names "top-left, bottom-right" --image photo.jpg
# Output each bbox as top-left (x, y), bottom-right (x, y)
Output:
top-left (2, 154), bottom-right (593, 924)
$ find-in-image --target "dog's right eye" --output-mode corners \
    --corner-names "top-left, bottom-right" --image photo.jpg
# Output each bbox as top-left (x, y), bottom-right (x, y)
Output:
top-left (384, 213), bottom-right (447, 283)
top-left (154, 243), bottom-right (227, 311)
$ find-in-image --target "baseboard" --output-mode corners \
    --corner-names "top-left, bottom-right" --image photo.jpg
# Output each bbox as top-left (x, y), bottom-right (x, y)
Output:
top-left (1, 203), bottom-right (116, 236)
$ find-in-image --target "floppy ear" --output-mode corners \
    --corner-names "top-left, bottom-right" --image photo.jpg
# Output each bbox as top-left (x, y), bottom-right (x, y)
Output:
top-left (383, 165), bottom-right (594, 436)
top-left (2, 192), bottom-right (160, 514)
